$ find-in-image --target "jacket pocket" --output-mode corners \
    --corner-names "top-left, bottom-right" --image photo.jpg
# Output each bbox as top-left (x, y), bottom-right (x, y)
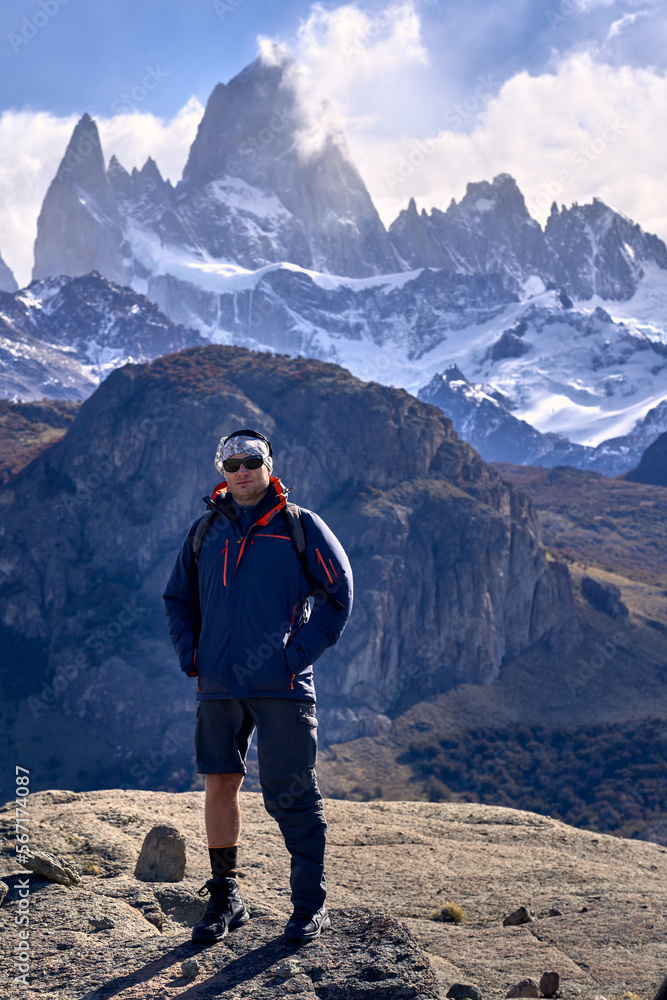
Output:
top-left (283, 642), bottom-right (302, 677)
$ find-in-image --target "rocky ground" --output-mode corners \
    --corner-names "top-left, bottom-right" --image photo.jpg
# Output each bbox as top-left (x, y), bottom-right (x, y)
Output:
top-left (1, 790), bottom-right (666, 998)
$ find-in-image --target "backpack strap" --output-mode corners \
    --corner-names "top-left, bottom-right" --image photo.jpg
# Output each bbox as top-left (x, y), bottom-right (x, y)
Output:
top-left (191, 510), bottom-right (219, 567)
top-left (284, 502), bottom-right (306, 556)
top-left (284, 503), bottom-right (344, 611)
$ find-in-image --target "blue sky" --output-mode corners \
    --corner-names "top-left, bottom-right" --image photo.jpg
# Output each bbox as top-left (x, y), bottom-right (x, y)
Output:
top-left (2, 0), bottom-right (665, 121)
top-left (1, 0), bottom-right (666, 284)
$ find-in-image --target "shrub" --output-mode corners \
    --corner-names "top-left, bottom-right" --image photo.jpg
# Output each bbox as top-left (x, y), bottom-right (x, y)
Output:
top-left (430, 903), bottom-right (465, 924)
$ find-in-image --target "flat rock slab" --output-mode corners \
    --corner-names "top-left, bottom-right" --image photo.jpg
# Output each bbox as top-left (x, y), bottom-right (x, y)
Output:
top-left (1, 789), bottom-right (667, 997)
top-left (0, 900), bottom-right (438, 1000)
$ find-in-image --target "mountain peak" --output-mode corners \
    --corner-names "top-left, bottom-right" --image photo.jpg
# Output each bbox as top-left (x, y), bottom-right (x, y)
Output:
top-left (33, 114), bottom-right (123, 283)
top-left (181, 54), bottom-right (302, 191)
top-left (459, 173), bottom-right (529, 220)
top-left (56, 114), bottom-right (106, 192)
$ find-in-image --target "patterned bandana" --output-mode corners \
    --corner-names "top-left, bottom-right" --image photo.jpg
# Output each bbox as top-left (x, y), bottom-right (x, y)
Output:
top-left (214, 434), bottom-right (273, 475)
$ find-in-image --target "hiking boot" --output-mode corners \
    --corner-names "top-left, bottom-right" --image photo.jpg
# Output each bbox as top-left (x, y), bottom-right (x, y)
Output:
top-left (284, 905), bottom-right (331, 943)
top-left (191, 877), bottom-right (249, 943)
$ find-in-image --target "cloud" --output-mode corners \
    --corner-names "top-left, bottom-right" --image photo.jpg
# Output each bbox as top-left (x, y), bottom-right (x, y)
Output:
top-left (271, 1), bottom-right (431, 158)
top-left (341, 52), bottom-right (667, 247)
top-left (575, 0), bottom-right (616, 9)
top-left (0, 99), bottom-right (202, 288)
top-left (607, 9), bottom-right (649, 38)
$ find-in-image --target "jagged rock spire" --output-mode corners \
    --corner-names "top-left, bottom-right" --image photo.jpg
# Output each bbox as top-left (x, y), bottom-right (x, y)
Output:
top-left (33, 114), bottom-right (125, 283)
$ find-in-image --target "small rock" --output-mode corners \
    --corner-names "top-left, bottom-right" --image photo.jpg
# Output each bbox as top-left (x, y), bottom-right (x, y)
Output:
top-left (447, 984), bottom-right (483, 1000)
top-left (0, 880), bottom-right (9, 906)
top-left (540, 971), bottom-right (560, 997)
top-left (655, 976), bottom-right (667, 1000)
top-left (134, 825), bottom-right (186, 882)
top-left (502, 906), bottom-right (536, 926)
top-left (142, 909), bottom-right (163, 930)
top-left (275, 958), bottom-right (304, 979)
top-left (506, 979), bottom-right (539, 998)
top-left (581, 576), bottom-right (629, 620)
top-left (89, 915), bottom-right (115, 930)
top-left (135, 900), bottom-right (164, 930)
top-left (181, 958), bottom-right (200, 979)
top-left (18, 850), bottom-right (81, 887)
top-left (548, 908), bottom-right (563, 917)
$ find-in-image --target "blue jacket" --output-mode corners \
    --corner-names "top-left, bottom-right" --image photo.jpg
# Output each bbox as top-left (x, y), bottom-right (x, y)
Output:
top-left (163, 476), bottom-right (354, 701)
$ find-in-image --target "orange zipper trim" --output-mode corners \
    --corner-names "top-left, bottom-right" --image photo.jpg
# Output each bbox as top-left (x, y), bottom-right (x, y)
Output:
top-left (235, 502), bottom-right (285, 570)
top-left (316, 547), bottom-right (334, 584)
top-left (222, 538), bottom-right (228, 586)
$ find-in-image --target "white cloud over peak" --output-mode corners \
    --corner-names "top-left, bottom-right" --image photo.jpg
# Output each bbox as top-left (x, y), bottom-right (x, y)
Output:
top-left (281, 1), bottom-right (431, 156)
top-left (0, 99), bottom-right (202, 287)
top-left (341, 52), bottom-right (667, 245)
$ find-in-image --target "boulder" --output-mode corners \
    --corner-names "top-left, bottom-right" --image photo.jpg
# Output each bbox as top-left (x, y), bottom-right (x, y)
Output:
top-left (539, 971), bottom-right (560, 997)
top-left (502, 906), bottom-right (535, 926)
top-left (134, 826), bottom-right (186, 882)
top-left (18, 850), bottom-right (81, 887)
top-left (447, 985), bottom-right (483, 1000)
top-left (505, 979), bottom-right (539, 998)
top-left (581, 576), bottom-right (629, 620)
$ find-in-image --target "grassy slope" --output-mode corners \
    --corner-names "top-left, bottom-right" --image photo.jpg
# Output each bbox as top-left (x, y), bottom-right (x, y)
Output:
top-left (0, 399), bottom-right (80, 485)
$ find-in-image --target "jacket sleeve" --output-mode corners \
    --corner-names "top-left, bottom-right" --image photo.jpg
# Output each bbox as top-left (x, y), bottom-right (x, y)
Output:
top-left (163, 520), bottom-right (201, 676)
top-left (284, 509), bottom-right (354, 673)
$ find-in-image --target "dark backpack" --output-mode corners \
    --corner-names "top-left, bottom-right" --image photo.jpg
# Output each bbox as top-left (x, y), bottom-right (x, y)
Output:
top-left (191, 501), bottom-right (343, 611)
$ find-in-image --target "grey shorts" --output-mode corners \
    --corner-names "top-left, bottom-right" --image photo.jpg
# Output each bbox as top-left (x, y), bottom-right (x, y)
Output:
top-left (194, 698), bottom-right (318, 777)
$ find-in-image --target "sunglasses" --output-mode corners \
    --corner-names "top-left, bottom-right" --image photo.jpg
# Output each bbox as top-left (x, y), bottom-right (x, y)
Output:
top-left (223, 456), bottom-right (264, 473)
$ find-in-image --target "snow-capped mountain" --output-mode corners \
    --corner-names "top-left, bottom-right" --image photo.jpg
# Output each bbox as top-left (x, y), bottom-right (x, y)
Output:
top-left (23, 52), bottom-right (667, 466)
top-left (0, 249), bottom-right (18, 293)
top-left (33, 54), bottom-right (398, 289)
top-left (419, 365), bottom-right (667, 476)
top-left (389, 174), bottom-right (667, 301)
top-left (0, 272), bottom-right (203, 400)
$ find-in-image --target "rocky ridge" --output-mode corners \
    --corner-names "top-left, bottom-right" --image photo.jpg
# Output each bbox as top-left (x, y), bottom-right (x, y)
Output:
top-left (0, 271), bottom-right (204, 400)
top-left (390, 175), bottom-right (667, 301)
top-left (33, 54), bottom-right (398, 288)
top-left (0, 247), bottom-right (18, 293)
top-left (625, 430), bottom-right (667, 487)
top-left (0, 344), bottom-right (577, 785)
top-left (0, 789), bottom-right (665, 997)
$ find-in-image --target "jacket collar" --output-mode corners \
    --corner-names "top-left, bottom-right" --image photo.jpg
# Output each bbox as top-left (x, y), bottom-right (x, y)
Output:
top-left (207, 475), bottom-right (288, 524)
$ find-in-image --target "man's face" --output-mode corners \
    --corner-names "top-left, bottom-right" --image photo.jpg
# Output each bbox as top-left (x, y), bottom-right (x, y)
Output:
top-left (224, 452), bottom-right (271, 506)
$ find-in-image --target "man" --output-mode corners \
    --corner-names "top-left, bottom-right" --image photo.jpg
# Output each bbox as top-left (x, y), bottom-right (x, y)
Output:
top-left (163, 428), bottom-right (353, 945)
